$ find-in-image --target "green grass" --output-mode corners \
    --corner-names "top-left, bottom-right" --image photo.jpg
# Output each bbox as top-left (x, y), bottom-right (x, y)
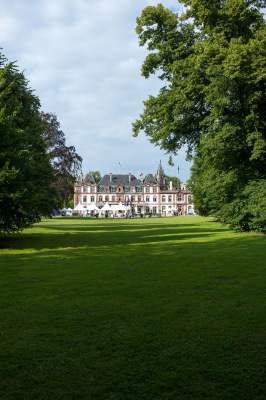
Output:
top-left (0, 217), bottom-right (265, 400)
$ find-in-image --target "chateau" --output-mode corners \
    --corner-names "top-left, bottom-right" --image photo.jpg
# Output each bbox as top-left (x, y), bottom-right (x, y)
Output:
top-left (74, 162), bottom-right (194, 216)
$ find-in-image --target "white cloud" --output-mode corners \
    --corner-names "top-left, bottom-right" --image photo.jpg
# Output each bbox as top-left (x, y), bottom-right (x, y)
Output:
top-left (0, 0), bottom-right (191, 181)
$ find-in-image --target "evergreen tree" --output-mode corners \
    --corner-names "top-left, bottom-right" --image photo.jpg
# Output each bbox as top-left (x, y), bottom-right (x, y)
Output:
top-left (0, 54), bottom-right (54, 232)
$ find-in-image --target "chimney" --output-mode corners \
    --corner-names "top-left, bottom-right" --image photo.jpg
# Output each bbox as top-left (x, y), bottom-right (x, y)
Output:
top-left (129, 173), bottom-right (131, 184)
top-left (169, 181), bottom-right (173, 191)
top-left (109, 173), bottom-right (112, 183)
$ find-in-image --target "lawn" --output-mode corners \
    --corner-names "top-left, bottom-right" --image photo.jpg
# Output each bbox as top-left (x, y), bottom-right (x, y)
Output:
top-left (0, 217), bottom-right (265, 400)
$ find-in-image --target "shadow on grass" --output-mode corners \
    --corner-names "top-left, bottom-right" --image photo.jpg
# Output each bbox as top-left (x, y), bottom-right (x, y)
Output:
top-left (0, 222), bottom-right (265, 400)
top-left (0, 220), bottom-right (230, 252)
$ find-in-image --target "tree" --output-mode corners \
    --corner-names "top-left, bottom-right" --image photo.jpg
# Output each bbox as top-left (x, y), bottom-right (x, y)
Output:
top-left (41, 112), bottom-right (82, 207)
top-left (0, 54), bottom-right (54, 232)
top-left (165, 175), bottom-right (181, 189)
top-left (85, 171), bottom-right (101, 184)
top-left (134, 1), bottom-right (266, 231)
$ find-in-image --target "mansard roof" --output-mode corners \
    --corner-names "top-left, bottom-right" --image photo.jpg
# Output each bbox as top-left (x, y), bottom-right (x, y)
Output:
top-left (144, 174), bottom-right (157, 184)
top-left (84, 174), bottom-right (95, 184)
top-left (99, 174), bottom-right (141, 187)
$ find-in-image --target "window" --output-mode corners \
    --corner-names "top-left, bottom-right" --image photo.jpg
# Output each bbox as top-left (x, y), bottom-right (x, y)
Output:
top-left (188, 195), bottom-right (192, 203)
top-left (105, 195), bottom-right (109, 202)
top-left (178, 195), bottom-right (182, 202)
top-left (91, 196), bottom-right (95, 202)
top-left (153, 187), bottom-right (156, 193)
top-left (131, 195), bottom-right (135, 202)
top-left (153, 206), bottom-right (157, 214)
top-left (168, 195), bottom-right (172, 202)
top-left (112, 195), bottom-right (115, 202)
top-left (145, 187), bottom-right (149, 193)
top-left (83, 196), bottom-right (87, 202)
top-left (138, 196), bottom-right (142, 202)
top-left (153, 196), bottom-right (157, 202)
top-left (162, 195), bottom-right (166, 202)
top-left (146, 196), bottom-right (150, 202)
top-left (99, 196), bottom-right (103, 202)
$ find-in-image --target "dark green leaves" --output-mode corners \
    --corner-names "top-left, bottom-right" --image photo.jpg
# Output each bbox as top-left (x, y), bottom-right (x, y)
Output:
top-left (134, 1), bottom-right (266, 231)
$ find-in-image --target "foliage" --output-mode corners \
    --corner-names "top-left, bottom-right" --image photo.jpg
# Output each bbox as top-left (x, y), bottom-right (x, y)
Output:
top-left (134, 0), bottom-right (266, 231)
top-left (0, 55), bottom-right (54, 232)
top-left (217, 179), bottom-right (266, 232)
top-left (165, 175), bottom-right (181, 189)
top-left (41, 112), bottom-right (82, 207)
top-left (85, 170), bottom-right (101, 184)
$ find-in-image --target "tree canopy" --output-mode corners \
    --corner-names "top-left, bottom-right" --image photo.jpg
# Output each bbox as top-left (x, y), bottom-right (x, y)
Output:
top-left (0, 55), bottom-right (54, 232)
top-left (165, 175), bottom-right (181, 189)
top-left (134, 0), bottom-right (266, 231)
top-left (41, 112), bottom-right (82, 207)
top-left (85, 171), bottom-right (102, 184)
top-left (0, 53), bottom-right (82, 232)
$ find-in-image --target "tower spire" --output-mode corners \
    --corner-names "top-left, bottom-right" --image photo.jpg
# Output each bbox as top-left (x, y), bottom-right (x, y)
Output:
top-left (157, 160), bottom-right (164, 177)
top-left (156, 160), bottom-right (166, 188)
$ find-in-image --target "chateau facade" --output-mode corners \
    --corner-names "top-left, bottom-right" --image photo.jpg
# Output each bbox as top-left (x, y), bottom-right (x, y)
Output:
top-left (74, 162), bottom-right (194, 216)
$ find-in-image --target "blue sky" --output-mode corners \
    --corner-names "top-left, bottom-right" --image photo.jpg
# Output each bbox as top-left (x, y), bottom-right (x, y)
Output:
top-left (0, 0), bottom-right (191, 181)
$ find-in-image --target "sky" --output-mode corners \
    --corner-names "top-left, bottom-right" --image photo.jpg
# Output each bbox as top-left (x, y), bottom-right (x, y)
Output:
top-left (0, 0), bottom-right (191, 182)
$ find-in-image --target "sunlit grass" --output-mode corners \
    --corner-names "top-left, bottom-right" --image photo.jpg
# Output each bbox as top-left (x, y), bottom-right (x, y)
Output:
top-left (0, 217), bottom-right (265, 399)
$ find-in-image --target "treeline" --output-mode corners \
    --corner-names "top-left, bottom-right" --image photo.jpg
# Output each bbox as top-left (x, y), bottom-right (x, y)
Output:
top-left (0, 52), bottom-right (82, 233)
top-left (134, 0), bottom-right (266, 232)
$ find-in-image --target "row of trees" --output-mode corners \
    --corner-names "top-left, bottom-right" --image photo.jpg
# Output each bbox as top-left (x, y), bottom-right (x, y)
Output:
top-left (0, 53), bottom-right (81, 233)
top-left (134, 0), bottom-right (266, 231)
